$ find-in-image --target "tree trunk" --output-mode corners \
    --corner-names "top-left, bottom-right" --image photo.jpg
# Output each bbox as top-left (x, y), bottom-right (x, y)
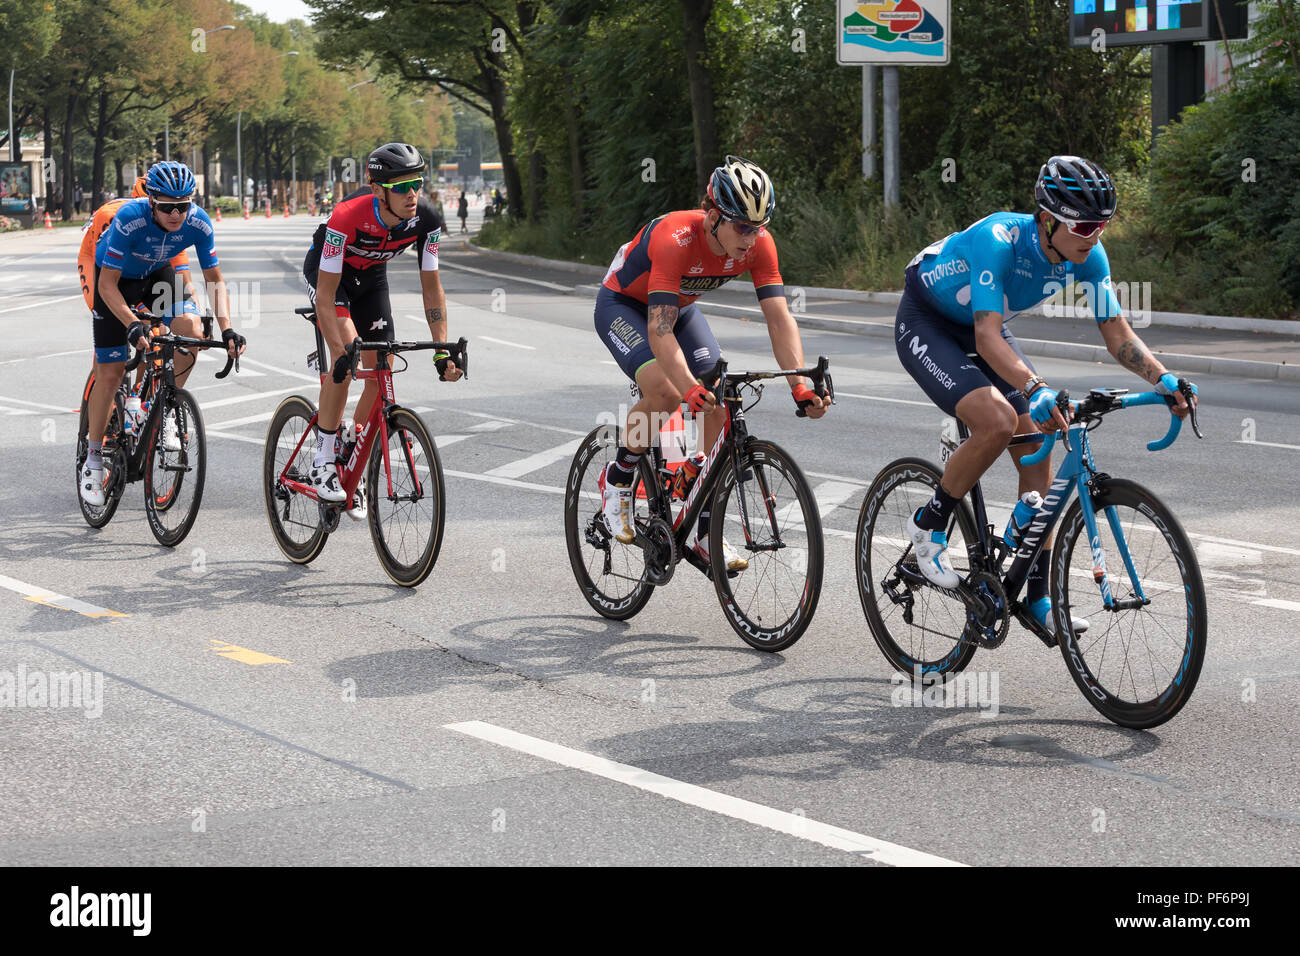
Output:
top-left (43, 105), bottom-right (53, 212)
top-left (527, 138), bottom-right (546, 221)
top-left (91, 88), bottom-right (109, 209)
top-left (202, 139), bottom-right (211, 209)
top-left (680, 0), bottom-right (718, 198)
top-left (61, 90), bottom-right (78, 221)
top-left (481, 51), bottom-right (524, 218)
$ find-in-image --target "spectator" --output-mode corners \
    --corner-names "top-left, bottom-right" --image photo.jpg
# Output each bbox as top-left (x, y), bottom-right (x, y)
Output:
top-left (458, 191), bottom-right (469, 233)
top-left (74, 181), bottom-right (84, 216)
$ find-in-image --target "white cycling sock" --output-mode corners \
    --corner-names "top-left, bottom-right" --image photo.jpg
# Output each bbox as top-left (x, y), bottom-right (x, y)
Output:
top-left (314, 431), bottom-right (336, 468)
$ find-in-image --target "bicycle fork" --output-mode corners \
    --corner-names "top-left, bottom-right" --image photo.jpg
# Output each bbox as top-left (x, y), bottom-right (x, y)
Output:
top-left (1076, 475), bottom-right (1149, 613)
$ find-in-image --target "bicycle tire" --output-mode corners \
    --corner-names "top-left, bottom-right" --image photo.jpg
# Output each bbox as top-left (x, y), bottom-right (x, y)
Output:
top-left (367, 408), bottom-right (445, 587)
top-left (855, 457), bottom-right (980, 678)
top-left (263, 395), bottom-right (328, 564)
top-left (709, 439), bottom-right (823, 652)
top-left (143, 388), bottom-right (205, 547)
top-left (76, 371), bottom-right (127, 529)
top-left (564, 425), bottom-right (656, 621)
top-left (1054, 477), bottom-right (1207, 728)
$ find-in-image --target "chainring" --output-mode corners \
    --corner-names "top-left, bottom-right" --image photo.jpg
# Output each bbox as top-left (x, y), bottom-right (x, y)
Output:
top-left (963, 570), bottom-right (1010, 648)
top-left (643, 516), bottom-right (677, 586)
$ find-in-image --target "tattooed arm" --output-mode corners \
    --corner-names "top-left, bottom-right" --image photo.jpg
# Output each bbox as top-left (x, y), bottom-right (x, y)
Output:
top-left (1097, 314), bottom-right (1169, 384)
top-left (419, 269), bottom-right (449, 342)
top-left (646, 302), bottom-right (701, 398)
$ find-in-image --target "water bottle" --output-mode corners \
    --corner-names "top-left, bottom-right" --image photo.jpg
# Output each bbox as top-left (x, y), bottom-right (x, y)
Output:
top-left (124, 392), bottom-right (142, 435)
top-left (1003, 491), bottom-right (1043, 551)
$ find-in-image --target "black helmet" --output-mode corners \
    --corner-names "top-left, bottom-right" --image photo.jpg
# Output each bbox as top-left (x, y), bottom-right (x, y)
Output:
top-left (1035, 155), bottom-right (1117, 221)
top-left (367, 142), bottom-right (426, 183)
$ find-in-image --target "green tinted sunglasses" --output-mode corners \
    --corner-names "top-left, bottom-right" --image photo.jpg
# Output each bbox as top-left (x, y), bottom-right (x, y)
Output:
top-left (382, 177), bottom-right (424, 194)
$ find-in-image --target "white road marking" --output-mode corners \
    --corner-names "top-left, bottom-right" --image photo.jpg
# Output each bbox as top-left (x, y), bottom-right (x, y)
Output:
top-left (0, 293), bottom-right (85, 314)
top-left (0, 348), bottom-right (88, 366)
top-left (200, 385), bottom-right (303, 410)
top-left (479, 335), bottom-right (536, 350)
top-left (445, 721), bottom-right (966, 866)
top-left (206, 429), bottom-right (264, 446)
top-left (195, 351), bottom-right (263, 375)
top-left (485, 439), bottom-right (582, 479)
top-left (1252, 598), bottom-right (1300, 612)
top-left (439, 260), bottom-right (574, 292)
top-left (468, 420), bottom-right (510, 431)
top-left (209, 410), bottom-right (276, 429)
top-left (1234, 439), bottom-right (1300, 451)
top-left (837, 391), bottom-right (934, 408)
top-left (239, 356), bottom-right (320, 384)
top-left (0, 273), bottom-right (27, 283)
top-left (0, 573), bottom-right (127, 619)
top-left (436, 434), bottom-right (471, 447)
top-left (0, 395), bottom-right (78, 413)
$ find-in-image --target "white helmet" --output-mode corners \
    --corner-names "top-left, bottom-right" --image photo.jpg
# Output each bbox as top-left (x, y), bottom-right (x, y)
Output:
top-left (707, 155), bottom-right (775, 226)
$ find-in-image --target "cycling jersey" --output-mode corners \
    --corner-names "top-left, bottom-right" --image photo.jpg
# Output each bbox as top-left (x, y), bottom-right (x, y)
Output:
top-left (309, 188), bottom-right (442, 276)
top-left (95, 197), bottom-right (217, 278)
top-left (602, 209), bottom-right (784, 309)
top-left (79, 199), bottom-right (189, 310)
top-left (908, 212), bottom-right (1123, 326)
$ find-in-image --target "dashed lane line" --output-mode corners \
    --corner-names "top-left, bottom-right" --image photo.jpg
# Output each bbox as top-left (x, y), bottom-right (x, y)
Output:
top-left (0, 573), bottom-right (127, 619)
top-left (479, 335), bottom-right (537, 351)
top-left (445, 721), bottom-right (966, 866)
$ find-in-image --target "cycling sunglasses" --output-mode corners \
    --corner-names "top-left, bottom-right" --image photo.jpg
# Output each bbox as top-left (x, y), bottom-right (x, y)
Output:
top-left (381, 177), bottom-right (424, 194)
top-left (1048, 210), bottom-right (1108, 238)
top-left (151, 198), bottom-right (192, 215)
top-left (723, 215), bottom-right (765, 237)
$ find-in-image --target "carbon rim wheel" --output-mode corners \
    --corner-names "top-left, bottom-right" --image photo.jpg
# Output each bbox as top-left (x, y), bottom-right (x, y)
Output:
top-left (144, 389), bottom-right (205, 547)
top-left (564, 425), bottom-right (656, 621)
top-left (855, 457), bottom-right (979, 678)
top-left (77, 373), bottom-right (126, 529)
top-left (1055, 478), bottom-right (1207, 728)
top-left (708, 440), bottom-right (823, 653)
top-left (263, 395), bottom-right (328, 564)
top-left (367, 408), bottom-right (445, 587)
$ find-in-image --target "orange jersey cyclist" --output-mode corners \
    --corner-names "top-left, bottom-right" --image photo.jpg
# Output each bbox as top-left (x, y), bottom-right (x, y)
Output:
top-left (594, 155), bottom-right (829, 572)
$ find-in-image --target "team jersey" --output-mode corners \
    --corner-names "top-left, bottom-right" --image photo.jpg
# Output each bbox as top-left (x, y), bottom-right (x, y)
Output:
top-left (602, 209), bottom-right (785, 309)
top-left (908, 211), bottom-right (1123, 326)
top-left (94, 197), bottom-right (217, 278)
top-left (310, 189), bottom-right (442, 275)
top-left (78, 199), bottom-right (190, 309)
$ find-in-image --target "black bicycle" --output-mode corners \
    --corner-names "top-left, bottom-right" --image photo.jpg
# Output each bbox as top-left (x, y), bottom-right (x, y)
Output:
top-left (76, 313), bottom-right (237, 546)
top-left (855, 384), bottom-right (1206, 728)
top-left (565, 357), bottom-right (833, 652)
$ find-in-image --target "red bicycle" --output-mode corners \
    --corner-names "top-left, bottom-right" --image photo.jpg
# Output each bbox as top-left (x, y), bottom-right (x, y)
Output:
top-left (262, 307), bottom-right (468, 587)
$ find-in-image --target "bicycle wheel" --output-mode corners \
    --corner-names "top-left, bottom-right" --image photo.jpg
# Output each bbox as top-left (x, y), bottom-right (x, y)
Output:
top-left (76, 371), bottom-right (127, 529)
top-left (708, 439), bottom-right (823, 652)
top-left (564, 425), bottom-right (657, 620)
top-left (1054, 477), bottom-right (1207, 729)
top-left (143, 389), bottom-right (205, 547)
top-left (855, 457), bottom-right (980, 678)
top-left (367, 408), bottom-right (445, 587)
top-left (264, 395), bottom-right (328, 564)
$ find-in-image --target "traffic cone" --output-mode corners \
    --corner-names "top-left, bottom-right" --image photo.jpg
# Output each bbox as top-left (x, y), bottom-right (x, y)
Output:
top-left (215, 207), bottom-right (222, 222)
top-left (43, 212), bottom-right (52, 229)
top-left (242, 206), bottom-right (249, 221)
top-left (283, 205), bottom-right (290, 218)
top-left (264, 204), bottom-right (271, 219)
top-left (636, 409), bottom-right (688, 501)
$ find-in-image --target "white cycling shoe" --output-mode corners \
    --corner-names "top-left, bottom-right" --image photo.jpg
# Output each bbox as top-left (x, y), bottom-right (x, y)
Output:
top-left (79, 464), bottom-right (106, 507)
top-left (346, 474), bottom-right (367, 521)
top-left (311, 460), bottom-right (346, 503)
top-left (161, 411), bottom-right (182, 452)
top-left (907, 511), bottom-right (961, 589)
top-left (1028, 597), bottom-right (1090, 635)
top-left (693, 533), bottom-right (749, 572)
top-left (598, 463), bottom-right (635, 543)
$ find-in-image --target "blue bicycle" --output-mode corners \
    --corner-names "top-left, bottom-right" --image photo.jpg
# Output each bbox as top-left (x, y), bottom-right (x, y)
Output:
top-left (855, 385), bottom-right (1206, 728)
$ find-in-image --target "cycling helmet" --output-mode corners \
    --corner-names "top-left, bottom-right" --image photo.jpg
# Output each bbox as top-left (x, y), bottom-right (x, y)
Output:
top-left (131, 176), bottom-right (148, 198)
top-left (707, 155), bottom-right (775, 226)
top-left (145, 161), bottom-right (196, 198)
top-left (1035, 155), bottom-right (1116, 221)
top-left (367, 142), bottom-right (426, 183)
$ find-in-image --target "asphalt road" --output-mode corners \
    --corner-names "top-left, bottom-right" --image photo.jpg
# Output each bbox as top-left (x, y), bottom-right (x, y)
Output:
top-left (1, 215), bottom-right (1296, 867)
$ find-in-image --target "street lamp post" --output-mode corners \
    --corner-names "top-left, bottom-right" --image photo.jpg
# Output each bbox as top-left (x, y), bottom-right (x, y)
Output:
top-left (198, 26), bottom-right (235, 204)
top-left (277, 52), bottom-right (299, 210)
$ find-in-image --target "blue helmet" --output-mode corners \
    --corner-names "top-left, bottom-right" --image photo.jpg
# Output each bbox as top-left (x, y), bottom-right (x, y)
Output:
top-left (145, 161), bottom-right (196, 199)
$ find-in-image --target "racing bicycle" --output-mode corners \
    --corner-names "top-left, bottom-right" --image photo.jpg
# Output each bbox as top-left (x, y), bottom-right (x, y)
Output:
top-left (855, 384), bottom-right (1206, 728)
top-left (565, 357), bottom-right (833, 652)
top-left (262, 306), bottom-right (468, 587)
top-left (76, 312), bottom-right (237, 546)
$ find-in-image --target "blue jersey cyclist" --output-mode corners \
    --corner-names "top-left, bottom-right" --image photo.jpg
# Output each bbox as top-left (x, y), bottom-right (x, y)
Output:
top-left (80, 161), bottom-right (247, 507)
top-left (895, 155), bottom-right (1198, 635)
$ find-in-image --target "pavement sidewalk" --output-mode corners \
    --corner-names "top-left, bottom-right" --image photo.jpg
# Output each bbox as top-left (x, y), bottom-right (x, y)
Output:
top-left (463, 243), bottom-right (1300, 383)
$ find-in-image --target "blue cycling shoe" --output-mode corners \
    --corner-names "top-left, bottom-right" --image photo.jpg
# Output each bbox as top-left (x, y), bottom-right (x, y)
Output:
top-left (1028, 596), bottom-right (1089, 634)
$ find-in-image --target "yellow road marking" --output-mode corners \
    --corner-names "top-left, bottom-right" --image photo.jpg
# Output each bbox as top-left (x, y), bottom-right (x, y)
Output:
top-left (207, 640), bottom-right (291, 666)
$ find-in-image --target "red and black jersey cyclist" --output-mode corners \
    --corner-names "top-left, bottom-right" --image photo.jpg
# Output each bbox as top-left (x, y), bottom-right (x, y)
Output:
top-left (303, 142), bottom-right (462, 510)
top-left (595, 155), bottom-right (829, 572)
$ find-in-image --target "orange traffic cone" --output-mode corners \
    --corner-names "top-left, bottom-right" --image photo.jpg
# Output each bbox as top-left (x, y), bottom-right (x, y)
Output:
top-left (283, 205), bottom-right (290, 218)
top-left (242, 205), bottom-right (249, 220)
top-left (43, 212), bottom-right (52, 229)
top-left (264, 204), bottom-right (271, 219)
top-left (635, 409), bottom-right (689, 501)
top-left (215, 207), bottom-right (222, 222)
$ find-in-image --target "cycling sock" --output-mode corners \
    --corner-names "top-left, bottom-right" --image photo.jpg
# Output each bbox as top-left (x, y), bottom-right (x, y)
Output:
top-left (609, 446), bottom-right (641, 486)
top-left (314, 431), bottom-right (337, 468)
top-left (914, 484), bottom-right (958, 532)
top-left (86, 441), bottom-right (102, 471)
top-left (1028, 549), bottom-right (1050, 602)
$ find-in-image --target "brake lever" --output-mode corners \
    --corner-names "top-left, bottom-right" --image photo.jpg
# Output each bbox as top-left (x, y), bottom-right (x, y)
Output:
top-left (1056, 389), bottom-right (1073, 453)
top-left (1181, 380), bottom-right (1203, 439)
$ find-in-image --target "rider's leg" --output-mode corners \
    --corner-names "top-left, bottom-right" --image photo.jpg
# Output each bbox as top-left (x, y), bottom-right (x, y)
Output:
top-left (1008, 411), bottom-right (1058, 607)
top-left (930, 386), bottom-right (1018, 509)
top-left (87, 358), bottom-right (127, 454)
top-left (169, 312), bottom-right (201, 389)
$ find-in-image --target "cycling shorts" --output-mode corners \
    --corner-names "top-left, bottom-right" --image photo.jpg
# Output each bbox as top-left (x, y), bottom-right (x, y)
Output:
top-left (303, 250), bottom-right (395, 347)
top-left (895, 264), bottom-right (1032, 418)
top-left (91, 263), bottom-right (194, 363)
top-left (594, 286), bottom-right (720, 382)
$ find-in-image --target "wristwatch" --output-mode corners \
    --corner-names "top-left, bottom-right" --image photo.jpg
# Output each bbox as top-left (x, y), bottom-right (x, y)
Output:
top-left (1020, 375), bottom-right (1047, 399)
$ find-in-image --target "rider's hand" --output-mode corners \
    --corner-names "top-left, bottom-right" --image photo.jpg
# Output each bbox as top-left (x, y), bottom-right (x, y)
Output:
top-left (331, 352), bottom-right (352, 384)
top-left (1029, 385), bottom-right (1070, 434)
top-left (222, 327), bottom-right (247, 357)
top-left (125, 320), bottom-right (149, 352)
top-left (793, 383), bottom-right (827, 419)
top-left (434, 351), bottom-right (463, 382)
top-left (1156, 372), bottom-right (1197, 420)
top-left (683, 383), bottom-right (717, 415)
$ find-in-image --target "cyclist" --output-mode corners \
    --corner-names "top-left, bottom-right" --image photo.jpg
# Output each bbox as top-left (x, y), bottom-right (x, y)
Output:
top-left (595, 155), bottom-right (829, 572)
top-left (895, 155), bottom-right (1196, 633)
top-left (80, 161), bottom-right (246, 507)
top-left (303, 142), bottom-right (461, 513)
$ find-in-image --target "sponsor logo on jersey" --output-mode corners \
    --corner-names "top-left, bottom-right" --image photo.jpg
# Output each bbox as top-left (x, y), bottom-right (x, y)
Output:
top-left (672, 225), bottom-right (693, 247)
top-left (688, 262), bottom-right (704, 274)
top-left (679, 275), bottom-right (733, 295)
top-left (119, 217), bottom-right (146, 236)
top-left (322, 229), bottom-right (344, 260)
top-left (424, 230), bottom-right (439, 258)
top-left (919, 258), bottom-right (968, 288)
top-left (346, 246), bottom-right (400, 261)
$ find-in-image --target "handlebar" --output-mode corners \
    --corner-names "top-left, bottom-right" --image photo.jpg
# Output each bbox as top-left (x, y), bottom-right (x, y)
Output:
top-left (124, 311), bottom-right (237, 378)
top-left (1017, 386), bottom-right (1202, 465)
top-left (693, 355), bottom-right (835, 417)
top-left (340, 336), bottom-right (470, 382)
